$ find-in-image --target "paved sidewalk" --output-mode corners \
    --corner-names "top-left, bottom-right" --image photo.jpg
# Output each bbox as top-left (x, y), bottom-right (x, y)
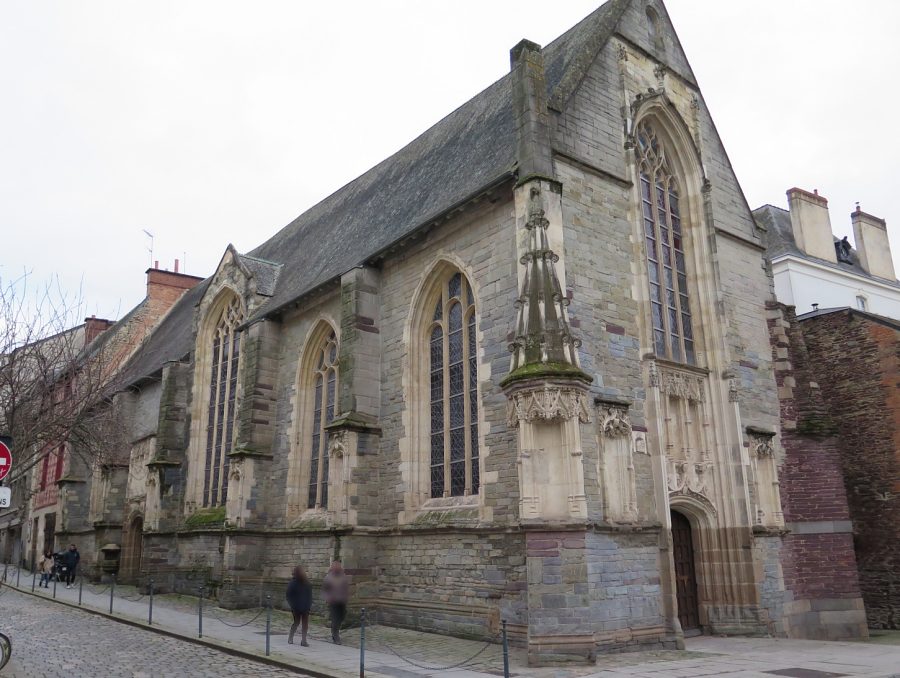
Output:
top-left (3, 566), bottom-right (899, 677)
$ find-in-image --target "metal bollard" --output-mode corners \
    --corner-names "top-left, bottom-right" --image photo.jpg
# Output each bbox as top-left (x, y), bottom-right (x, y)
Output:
top-left (148, 579), bottom-right (154, 626)
top-left (198, 586), bottom-right (204, 638)
top-left (31, 569), bottom-right (36, 592)
top-left (3, 563), bottom-right (7, 582)
top-left (502, 619), bottom-right (510, 678)
top-left (16, 564), bottom-right (20, 588)
top-left (52, 575), bottom-right (57, 599)
top-left (110, 574), bottom-right (116, 614)
top-left (78, 576), bottom-right (83, 605)
top-left (265, 595), bottom-right (272, 656)
top-left (359, 607), bottom-right (367, 678)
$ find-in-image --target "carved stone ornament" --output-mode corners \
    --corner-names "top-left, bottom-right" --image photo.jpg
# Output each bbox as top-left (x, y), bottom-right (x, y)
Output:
top-left (729, 378), bottom-right (739, 403)
top-left (146, 474), bottom-right (157, 487)
top-left (749, 432), bottom-right (775, 458)
top-left (507, 386), bottom-right (592, 427)
top-left (659, 367), bottom-right (705, 403)
top-left (667, 460), bottom-right (713, 496)
top-left (229, 459), bottom-right (242, 482)
top-left (598, 404), bottom-right (631, 438)
top-left (617, 44), bottom-right (628, 62)
top-left (328, 430), bottom-right (348, 458)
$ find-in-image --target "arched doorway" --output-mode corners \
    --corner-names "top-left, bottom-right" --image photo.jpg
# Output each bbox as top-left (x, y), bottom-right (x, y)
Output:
top-left (122, 515), bottom-right (143, 581)
top-left (670, 509), bottom-right (700, 632)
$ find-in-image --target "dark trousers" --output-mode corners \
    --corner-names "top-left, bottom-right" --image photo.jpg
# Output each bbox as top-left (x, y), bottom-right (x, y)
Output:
top-left (289, 610), bottom-right (309, 643)
top-left (66, 567), bottom-right (77, 585)
top-left (329, 603), bottom-right (347, 640)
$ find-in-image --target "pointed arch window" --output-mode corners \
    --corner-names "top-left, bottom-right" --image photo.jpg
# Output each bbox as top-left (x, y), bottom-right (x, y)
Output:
top-left (637, 121), bottom-right (696, 365)
top-left (307, 329), bottom-right (338, 509)
top-left (203, 295), bottom-right (243, 507)
top-left (429, 271), bottom-right (479, 498)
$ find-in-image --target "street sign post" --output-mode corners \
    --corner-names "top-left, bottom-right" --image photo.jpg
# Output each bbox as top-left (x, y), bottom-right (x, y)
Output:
top-left (0, 440), bottom-right (11, 482)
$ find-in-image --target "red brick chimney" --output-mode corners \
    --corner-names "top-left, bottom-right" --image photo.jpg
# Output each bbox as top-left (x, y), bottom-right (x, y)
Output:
top-left (84, 315), bottom-right (114, 344)
top-left (146, 261), bottom-right (204, 305)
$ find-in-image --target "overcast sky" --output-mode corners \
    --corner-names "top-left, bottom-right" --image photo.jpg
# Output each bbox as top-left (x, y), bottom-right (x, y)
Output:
top-left (2, 1), bottom-right (898, 320)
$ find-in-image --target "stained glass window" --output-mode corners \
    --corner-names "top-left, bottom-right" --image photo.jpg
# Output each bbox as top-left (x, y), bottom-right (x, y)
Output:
top-left (308, 329), bottom-right (339, 509)
top-left (637, 122), bottom-right (696, 365)
top-left (203, 295), bottom-right (243, 507)
top-left (429, 272), bottom-right (479, 498)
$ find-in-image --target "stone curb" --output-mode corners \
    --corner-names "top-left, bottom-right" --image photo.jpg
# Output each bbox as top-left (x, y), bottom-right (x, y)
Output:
top-left (4, 583), bottom-right (355, 678)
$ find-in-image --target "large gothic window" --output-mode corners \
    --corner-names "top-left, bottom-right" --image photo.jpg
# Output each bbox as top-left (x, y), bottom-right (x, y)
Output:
top-left (307, 329), bottom-right (338, 509)
top-left (202, 295), bottom-right (243, 507)
top-left (429, 271), bottom-right (479, 498)
top-left (637, 121), bottom-right (696, 365)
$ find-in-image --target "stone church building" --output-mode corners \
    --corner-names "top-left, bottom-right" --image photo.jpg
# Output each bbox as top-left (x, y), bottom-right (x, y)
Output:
top-left (50, 0), bottom-right (871, 663)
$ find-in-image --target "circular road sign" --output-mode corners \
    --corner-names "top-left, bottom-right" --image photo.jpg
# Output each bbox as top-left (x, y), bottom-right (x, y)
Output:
top-left (0, 440), bottom-right (11, 482)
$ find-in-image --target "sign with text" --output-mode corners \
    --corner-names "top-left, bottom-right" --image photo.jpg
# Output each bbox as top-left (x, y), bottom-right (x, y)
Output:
top-left (0, 487), bottom-right (10, 508)
top-left (0, 440), bottom-right (10, 482)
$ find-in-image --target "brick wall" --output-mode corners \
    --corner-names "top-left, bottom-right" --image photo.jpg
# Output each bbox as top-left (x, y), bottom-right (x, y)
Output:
top-left (800, 310), bottom-right (900, 629)
top-left (768, 302), bottom-right (868, 639)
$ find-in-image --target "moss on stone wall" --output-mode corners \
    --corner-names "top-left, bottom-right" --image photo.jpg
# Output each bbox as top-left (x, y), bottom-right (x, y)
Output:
top-left (184, 506), bottom-right (226, 529)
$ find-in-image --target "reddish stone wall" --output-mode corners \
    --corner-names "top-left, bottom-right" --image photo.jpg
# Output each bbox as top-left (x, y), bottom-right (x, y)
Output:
top-left (767, 302), bottom-right (867, 639)
top-left (800, 310), bottom-right (900, 629)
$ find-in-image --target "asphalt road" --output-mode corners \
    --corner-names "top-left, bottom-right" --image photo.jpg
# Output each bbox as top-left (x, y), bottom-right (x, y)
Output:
top-left (0, 587), bottom-right (296, 677)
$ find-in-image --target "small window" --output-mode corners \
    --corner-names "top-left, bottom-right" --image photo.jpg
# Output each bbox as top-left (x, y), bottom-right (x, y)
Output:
top-left (856, 295), bottom-right (867, 311)
top-left (646, 6), bottom-right (663, 50)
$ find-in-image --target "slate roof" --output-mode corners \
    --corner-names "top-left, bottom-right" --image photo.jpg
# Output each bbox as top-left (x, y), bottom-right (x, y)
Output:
top-left (797, 306), bottom-right (900, 331)
top-left (246, 0), bottom-right (630, 322)
top-left (753, 204), bottom-right (900, 288)
top-left (115, 0), bottom-right (632, 385)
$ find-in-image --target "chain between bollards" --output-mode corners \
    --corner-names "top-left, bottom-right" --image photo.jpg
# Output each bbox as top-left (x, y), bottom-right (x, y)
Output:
top-left (199, 586), bottom-right (204, 638)
top-left (110, 574), bottom-right (116, 614)
top-left (502, 618), bottom-right (510, 678)
top-left (265, 595), bottom-right (272, 657)
top-left (359, 607), bottom-right (367, 678)
top-left (148, 579), bottom-right (154, 626)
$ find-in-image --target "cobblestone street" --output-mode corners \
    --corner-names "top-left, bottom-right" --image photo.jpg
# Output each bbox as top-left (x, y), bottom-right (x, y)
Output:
top-left (2, 573), bottom-right (900, 677)
top-left (0, 588), bottom-right (295, 677)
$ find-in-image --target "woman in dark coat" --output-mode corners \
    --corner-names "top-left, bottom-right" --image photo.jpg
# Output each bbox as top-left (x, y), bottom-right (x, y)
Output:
top-left (286, 566), bottom-right (313, 646)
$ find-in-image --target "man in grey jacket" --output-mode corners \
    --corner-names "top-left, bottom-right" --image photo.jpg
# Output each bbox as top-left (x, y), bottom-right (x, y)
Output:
top-left (322, 560), bottom-right (351, 644)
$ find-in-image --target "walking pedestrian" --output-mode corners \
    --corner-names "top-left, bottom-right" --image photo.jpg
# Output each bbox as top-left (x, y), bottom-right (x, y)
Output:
top-left (322, 560), bottom-right (351, 645)
top-left (286, 566), bottom-right (313, 646)
top-left (61, 544), bottom-right (80, 588)
top-left (38, 550), bottom-right (53, 588)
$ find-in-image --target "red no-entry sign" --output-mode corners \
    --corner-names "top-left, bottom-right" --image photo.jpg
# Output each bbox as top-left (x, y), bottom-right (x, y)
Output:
top-left (0, 440), bottom-right (11, 482)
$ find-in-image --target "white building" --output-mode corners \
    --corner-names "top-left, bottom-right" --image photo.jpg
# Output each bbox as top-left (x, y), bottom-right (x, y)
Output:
top-left (754, 188), bottom-right (900, 319)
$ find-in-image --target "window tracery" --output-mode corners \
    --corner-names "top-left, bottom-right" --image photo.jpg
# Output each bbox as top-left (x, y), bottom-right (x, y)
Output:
top-left (428, 271), bottom-right (479, 498)
top-left (637, 121), bottom-right (696, 365)
top-left (202, 295), bottom-right (243, 508)
top-left (307, 329), bottom-right (338, 509)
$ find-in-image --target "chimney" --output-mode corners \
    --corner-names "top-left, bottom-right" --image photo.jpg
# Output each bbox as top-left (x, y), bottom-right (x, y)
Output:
top-left (787, 188), bottom-right (836, 263)
top-left (852, 206), bottom-right (896, 280)
top-left (146, 263), bottom-right (204, 303)
top-left (510, 39), bottom-right (553, 181)
top-left (84, 315), bottom-right (114, 344)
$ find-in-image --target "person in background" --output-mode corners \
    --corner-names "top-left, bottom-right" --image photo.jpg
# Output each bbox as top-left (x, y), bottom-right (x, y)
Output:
top-left (322, 560), bottom-right (351, 645)
top-left (61, 544), bottom-right (80, 589)
top-left (38, 550), bottom-right (53, 588)
top-left (286, 566), bottom-right (313, 646)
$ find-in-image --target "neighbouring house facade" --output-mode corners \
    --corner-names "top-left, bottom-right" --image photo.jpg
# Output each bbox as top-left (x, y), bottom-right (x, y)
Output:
top-left (0, 265), bottom-right (201, 573)
top-left (755, 191), bottom-right (900, 320)
top-left (37, 0), bottom-right (874, 664)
